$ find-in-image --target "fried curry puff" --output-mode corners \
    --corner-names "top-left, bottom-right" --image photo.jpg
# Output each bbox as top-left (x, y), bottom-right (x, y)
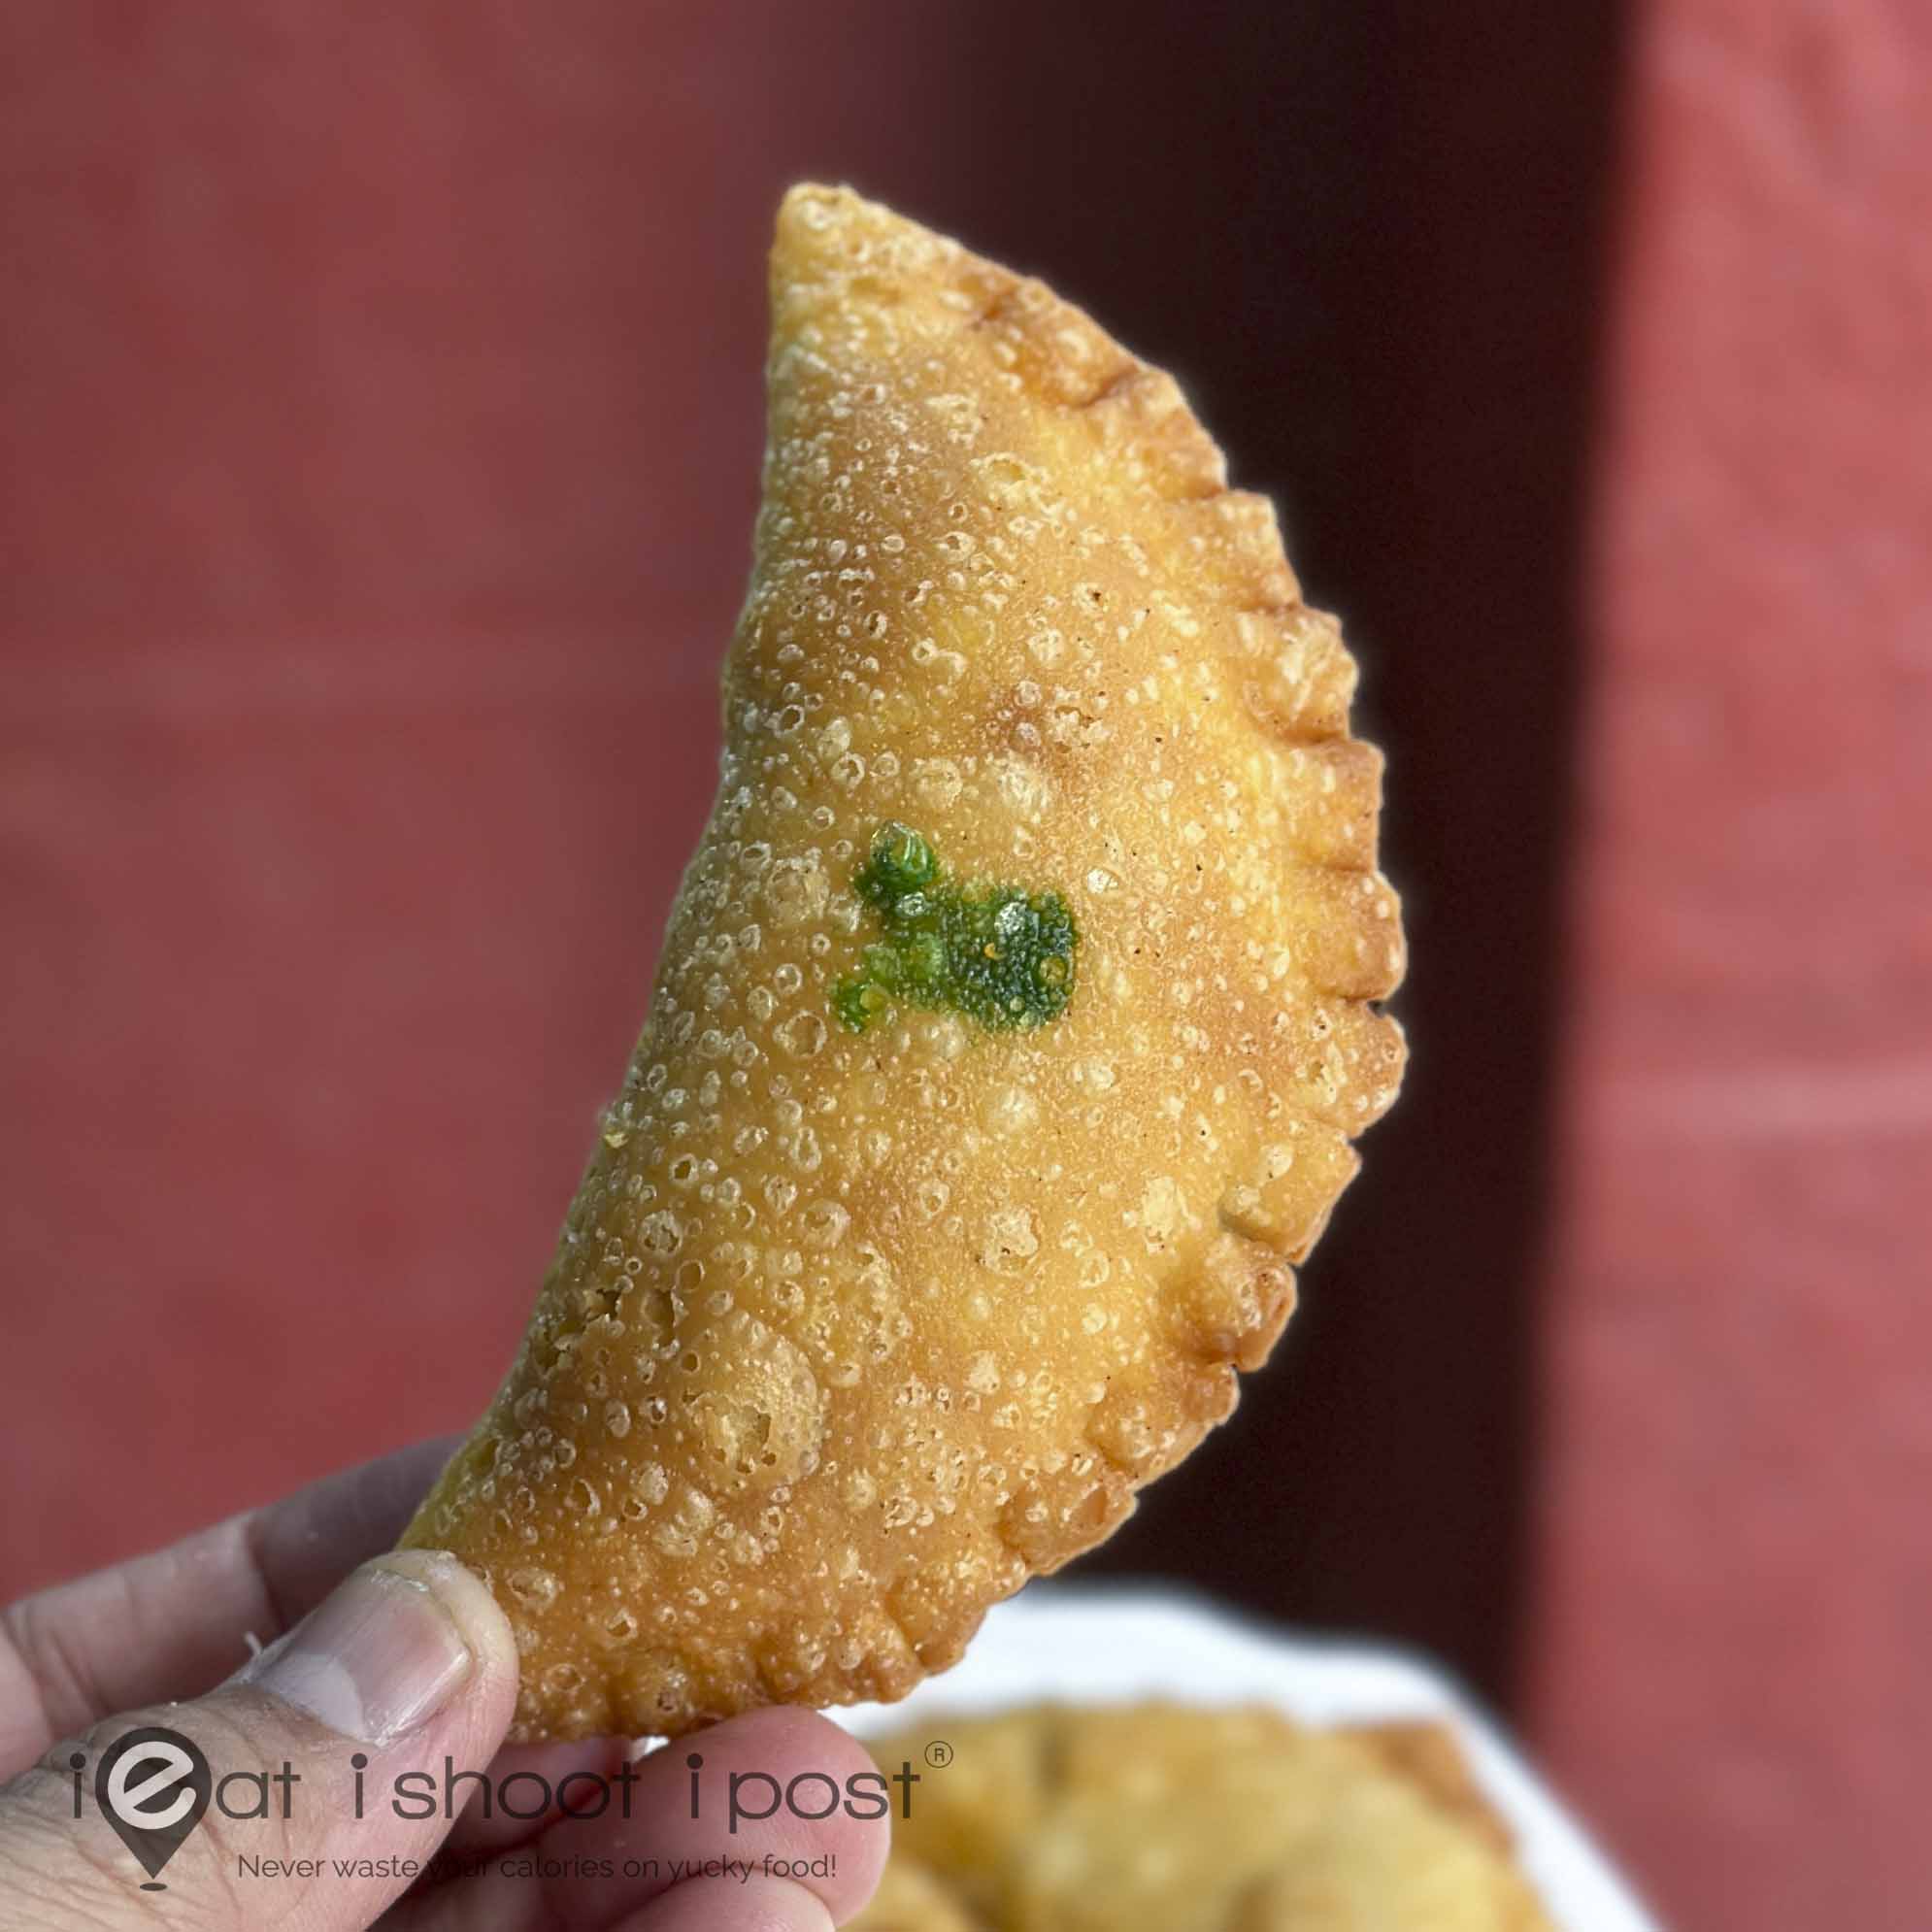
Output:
top-left (402, 184), bottom-right (1406, 1739)
top-left (852, 1704), bottom-right (1552, 1932)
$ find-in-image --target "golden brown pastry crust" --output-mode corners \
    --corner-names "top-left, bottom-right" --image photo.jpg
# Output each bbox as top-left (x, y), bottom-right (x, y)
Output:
top-left (401, 185), bottom-right (1405, 1740)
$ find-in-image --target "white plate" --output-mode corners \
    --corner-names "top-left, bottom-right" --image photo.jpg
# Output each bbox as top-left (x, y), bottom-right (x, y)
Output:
top-left (834, 1583), bottom-right (1660, 1932)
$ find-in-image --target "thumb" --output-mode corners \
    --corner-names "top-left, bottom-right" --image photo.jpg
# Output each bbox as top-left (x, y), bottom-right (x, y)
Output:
top-left (0, 1549), bottom-right (517, 1930)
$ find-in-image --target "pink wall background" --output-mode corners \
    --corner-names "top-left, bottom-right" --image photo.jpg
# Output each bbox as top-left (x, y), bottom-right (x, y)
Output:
top-left (1528, 3), bottom-right (1932, 1928)
top-left (3, 6), bottom-right (1927, 1927)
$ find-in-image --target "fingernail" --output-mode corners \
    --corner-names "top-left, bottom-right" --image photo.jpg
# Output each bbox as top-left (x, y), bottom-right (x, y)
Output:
top-left (242, 1554), bottom-right (474, 1745)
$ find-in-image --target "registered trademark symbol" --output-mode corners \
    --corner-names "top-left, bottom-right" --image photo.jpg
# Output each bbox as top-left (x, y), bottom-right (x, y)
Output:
top-left (924, 1739), bottom-right (952, 1769)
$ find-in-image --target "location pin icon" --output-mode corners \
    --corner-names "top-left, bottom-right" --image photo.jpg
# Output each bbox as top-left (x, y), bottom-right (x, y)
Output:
top-left (94, 1725), bottom-right (212, 1889)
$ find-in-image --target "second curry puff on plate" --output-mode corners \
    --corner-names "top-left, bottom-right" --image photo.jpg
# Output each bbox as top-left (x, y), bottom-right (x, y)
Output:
top-left (851, 1702), bottom-right (1553, 1932)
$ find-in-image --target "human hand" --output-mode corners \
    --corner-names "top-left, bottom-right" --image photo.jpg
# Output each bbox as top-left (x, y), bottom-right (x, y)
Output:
top-left (0, 1441), bottom-right (887, 1928)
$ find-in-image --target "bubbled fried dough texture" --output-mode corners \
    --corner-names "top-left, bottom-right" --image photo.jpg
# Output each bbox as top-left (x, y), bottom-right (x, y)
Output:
top-left (401, 184), bottom-right (1406, 1740)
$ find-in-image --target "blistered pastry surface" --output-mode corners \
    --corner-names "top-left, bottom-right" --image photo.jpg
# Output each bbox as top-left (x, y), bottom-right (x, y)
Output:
top-left (402, 185), bottom-right (1405, 1739)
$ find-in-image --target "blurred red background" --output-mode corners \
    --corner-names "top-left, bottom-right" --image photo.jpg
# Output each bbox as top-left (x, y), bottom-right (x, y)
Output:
top-left (3, 6), bottom-right (1927, 1929)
